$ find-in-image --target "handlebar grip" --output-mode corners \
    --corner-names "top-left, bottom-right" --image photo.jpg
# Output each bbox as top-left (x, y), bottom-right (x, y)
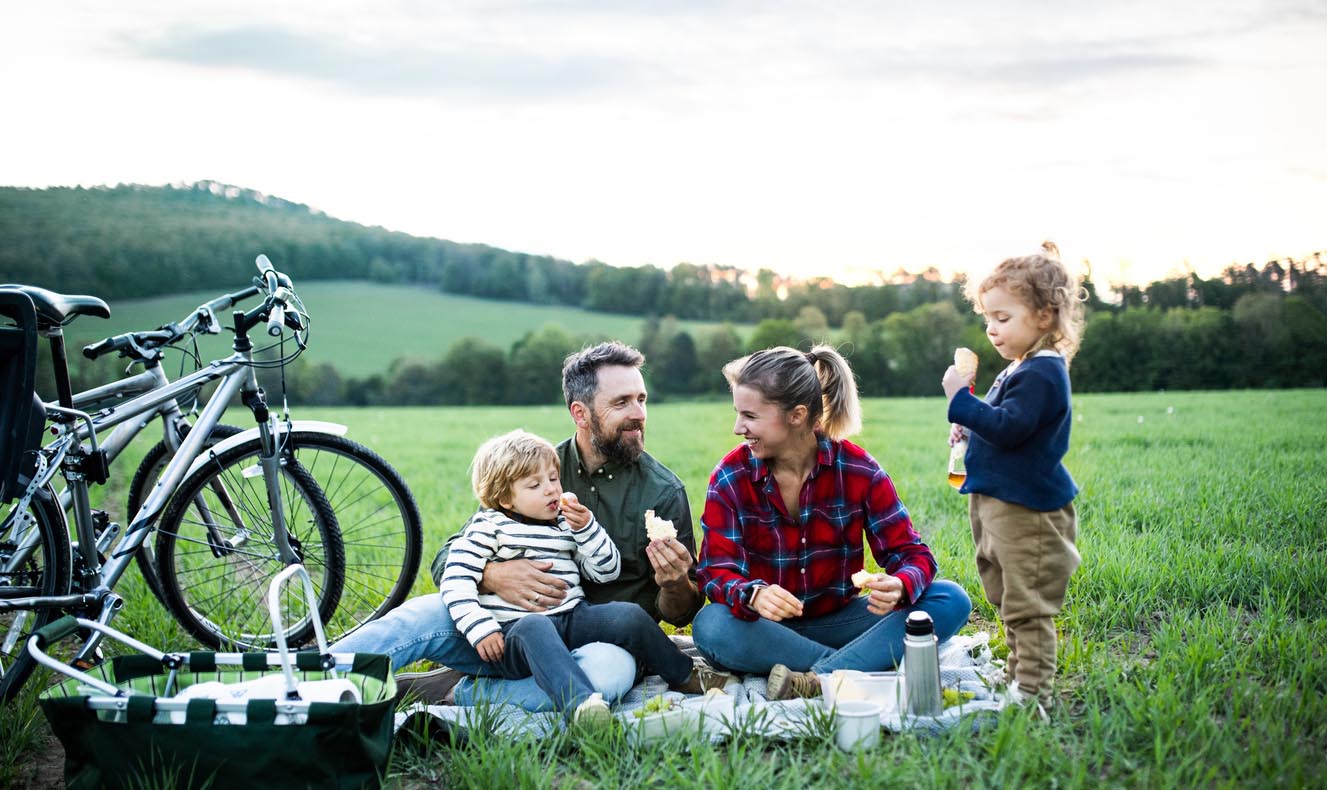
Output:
top-left (267, 303), bottom-right (286, 337)
top-left (255, 254), bottom-right (274, 275)
top-left (32, 614), bottom-right (80, 649)
top-left (83, 337), bottom-right (117, 360)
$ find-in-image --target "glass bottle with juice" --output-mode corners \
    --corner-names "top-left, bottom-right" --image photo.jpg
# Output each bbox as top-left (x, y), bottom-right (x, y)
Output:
top-left (947, 348), bottom-right (978, 490)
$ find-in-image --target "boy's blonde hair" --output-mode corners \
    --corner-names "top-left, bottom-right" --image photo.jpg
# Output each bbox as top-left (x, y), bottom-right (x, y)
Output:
top-left (967, 241), bottom-right (1086, 362)
top-left (471, 429), bottom-right (559, 510)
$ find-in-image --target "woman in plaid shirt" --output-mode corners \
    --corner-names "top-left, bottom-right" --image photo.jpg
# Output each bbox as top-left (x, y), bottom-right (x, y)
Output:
top-left (693, 345), bottom-right (972, 700)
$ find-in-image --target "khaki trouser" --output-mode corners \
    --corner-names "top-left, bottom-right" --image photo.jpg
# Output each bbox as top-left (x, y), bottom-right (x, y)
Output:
top-left (969, 494), bottom-right (1080, 701)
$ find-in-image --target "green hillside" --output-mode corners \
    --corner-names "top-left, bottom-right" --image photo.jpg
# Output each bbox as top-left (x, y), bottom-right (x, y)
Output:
top-left (70, 280), bottom-right (741, 377)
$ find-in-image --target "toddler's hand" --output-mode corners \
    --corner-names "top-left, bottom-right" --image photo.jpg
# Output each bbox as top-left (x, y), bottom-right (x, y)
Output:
top-left (476, 632), bottom-right (505, 662)
top-left (560, 492), bottom-right (592, 531)
top-left (942, 365), bottom-right (973, 401)
top-left (949, 423), bottom-right (968, 447)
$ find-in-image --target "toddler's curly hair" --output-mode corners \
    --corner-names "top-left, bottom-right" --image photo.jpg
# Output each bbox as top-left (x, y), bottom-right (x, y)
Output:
top-left (966, 241), bottom-right (1086, 362)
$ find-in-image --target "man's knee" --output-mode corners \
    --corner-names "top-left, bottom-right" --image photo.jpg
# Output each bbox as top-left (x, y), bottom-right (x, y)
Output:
top-left (571, 643), bottom-right (637, 703)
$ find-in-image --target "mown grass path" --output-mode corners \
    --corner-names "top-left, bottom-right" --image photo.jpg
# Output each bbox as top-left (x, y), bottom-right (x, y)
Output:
top-left (4, 389), bottom-right (1325, 787)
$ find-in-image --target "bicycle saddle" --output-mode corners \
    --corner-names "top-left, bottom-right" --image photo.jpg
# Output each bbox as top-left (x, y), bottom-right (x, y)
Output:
top-left (0, 285), bottom-right (110, 325)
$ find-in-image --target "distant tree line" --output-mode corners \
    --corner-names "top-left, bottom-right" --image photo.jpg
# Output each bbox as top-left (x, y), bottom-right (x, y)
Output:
top-left (8, 182), bottom-right (1326, 401)
top-left (243, 258), bottom-right (1327, 405)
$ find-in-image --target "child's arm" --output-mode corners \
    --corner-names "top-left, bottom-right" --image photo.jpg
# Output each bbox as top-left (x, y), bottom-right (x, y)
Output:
top-left (947, 364), bottom-right (1065, 449)
top-left (567, 512), bottom-right (621, 583)
top-left (438, 512), bottom-right (504, 649)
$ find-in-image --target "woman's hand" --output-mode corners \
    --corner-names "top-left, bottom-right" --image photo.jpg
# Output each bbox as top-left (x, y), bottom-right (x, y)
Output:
top-left (752, 584), bottom-right (804, 622)
top-left (864, 575), bottom-right (905, 615)
top-left (942, 365), bottom-right (973, 401)
top-left (476, 632), bottom-right (505, 663)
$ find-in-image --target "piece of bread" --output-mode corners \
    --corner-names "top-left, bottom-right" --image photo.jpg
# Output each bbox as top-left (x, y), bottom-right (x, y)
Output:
top-left (644, 509), bottom-right (677, 541)
top-left (851, 569), bottom-right (877, 588)
top-left (560, 491), bottom-right (579, 508)
top-left (954, 347), bottom-right (979, 379)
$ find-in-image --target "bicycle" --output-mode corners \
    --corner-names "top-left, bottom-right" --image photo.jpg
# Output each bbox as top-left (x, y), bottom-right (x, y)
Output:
top-left (0, 257), bottom-right (415, 700)
top-left (72, 279), bottom-right (421, 645)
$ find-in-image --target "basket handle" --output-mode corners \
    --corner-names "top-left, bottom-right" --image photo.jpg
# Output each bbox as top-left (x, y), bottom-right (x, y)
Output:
top-left (267, 564), bottom-right (329, 700)
top-left (27, 616), bottom-right (169, 696)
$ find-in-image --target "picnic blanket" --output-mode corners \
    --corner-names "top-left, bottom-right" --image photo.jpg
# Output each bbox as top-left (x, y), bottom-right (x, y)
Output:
top-left (394, 632), bottom-right (1012, 742)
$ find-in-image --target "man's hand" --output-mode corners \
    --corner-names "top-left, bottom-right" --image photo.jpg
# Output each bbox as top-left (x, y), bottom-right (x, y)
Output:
top-left (476, 632), bottom-right (504, 663)
top-left (942, 364), bottom-right (973, 401)
top-left (560, 492), bottom-right (592, 531)
top-left (752, 584), bottom-right (803, 622)
top-left (864, 574), bottom-right (905, 615)
top-left (646, 537), bottom-right (692, 589)
top-left (481, 559), bottom-right (569, 612)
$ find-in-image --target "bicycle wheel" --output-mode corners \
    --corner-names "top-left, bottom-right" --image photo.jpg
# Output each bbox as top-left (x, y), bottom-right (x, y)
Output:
top-left (154, 440), bottom-right (344, 650)
top-left (126, 423), bottom-right (243, 601)
top-left (276, 432), bottom-right (422, 640)
top-left (0, 486), bottom-right (72, 701)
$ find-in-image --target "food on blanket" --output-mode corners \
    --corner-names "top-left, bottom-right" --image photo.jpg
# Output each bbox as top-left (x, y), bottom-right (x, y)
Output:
top-left (850, 569), bottom-right (878, 589)
top-left (953, 347), bottom-right (979, 380)
top-left (633, 694), bottom-right (679, 718)
top-left (942, 688), bottom-right (976, 709)
top-left (644, 509), bottom-right (678, 541)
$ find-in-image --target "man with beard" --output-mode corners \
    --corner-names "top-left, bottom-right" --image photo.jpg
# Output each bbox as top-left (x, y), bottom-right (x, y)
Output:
top-left (330, 342), bottom-right (704, 710)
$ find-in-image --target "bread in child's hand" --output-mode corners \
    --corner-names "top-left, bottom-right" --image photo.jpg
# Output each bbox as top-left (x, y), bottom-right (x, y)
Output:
top-left (644, 509), bottom-right (677, 541)
top-left (560, 492), bottom-right (578, 508)
top-left (850, 569), bottom-right (878, 588)
top-left (954, 347), bottom-right (979, 379)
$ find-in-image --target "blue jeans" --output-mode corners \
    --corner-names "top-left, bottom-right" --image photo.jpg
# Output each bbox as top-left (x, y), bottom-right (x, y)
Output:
top-left (487, 601), bottom-right (694, 714)
top-left (692, 579), bottom-right (971, 674)
top-left (329, 593), bottom-right (637, 711)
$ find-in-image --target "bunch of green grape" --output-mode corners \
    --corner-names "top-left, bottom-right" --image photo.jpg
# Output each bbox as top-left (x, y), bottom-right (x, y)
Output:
top-left (633, 694), bottom-right (678, 719)
top-left (942, 688), bottom-right (976, 709)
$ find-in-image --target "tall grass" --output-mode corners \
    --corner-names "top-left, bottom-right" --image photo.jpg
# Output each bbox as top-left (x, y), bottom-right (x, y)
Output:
top-left (5, 389), bottom-right (1325, 786)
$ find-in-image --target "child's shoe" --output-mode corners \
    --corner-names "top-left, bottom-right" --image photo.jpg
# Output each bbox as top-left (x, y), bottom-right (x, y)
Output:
top-left (672, 665), bottom-right (731, 695)
top-left (766, 663), bottom-right (821, 701)
top-left (573, 692), bottom-right (613, 727)
top-left (1006, 681), bottom-right (1050, 722)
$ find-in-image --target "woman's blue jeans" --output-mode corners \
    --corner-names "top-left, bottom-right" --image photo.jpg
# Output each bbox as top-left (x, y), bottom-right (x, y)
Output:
top-left (329, 593), bottom-right (637, 711)
top-left (692, 579), bottom-right (971, 674)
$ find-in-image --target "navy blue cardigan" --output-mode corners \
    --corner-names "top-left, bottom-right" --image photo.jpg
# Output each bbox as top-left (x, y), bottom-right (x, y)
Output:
top-left (947, 352), bottom-right (1078, 511)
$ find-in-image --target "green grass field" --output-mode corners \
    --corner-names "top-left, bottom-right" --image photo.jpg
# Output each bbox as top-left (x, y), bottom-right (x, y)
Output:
top-left (3, 389), bottom-right (1325, 787)
top-left (73, 281), bottom-right (736, 377)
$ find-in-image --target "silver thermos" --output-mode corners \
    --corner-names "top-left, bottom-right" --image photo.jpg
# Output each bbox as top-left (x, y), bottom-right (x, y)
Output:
top-left (903, 610), bottom-right (943, 716)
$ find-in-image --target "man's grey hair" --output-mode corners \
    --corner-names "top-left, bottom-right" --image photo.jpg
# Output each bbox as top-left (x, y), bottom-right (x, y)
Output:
top-left (561, 342), bottom-right (645, 408)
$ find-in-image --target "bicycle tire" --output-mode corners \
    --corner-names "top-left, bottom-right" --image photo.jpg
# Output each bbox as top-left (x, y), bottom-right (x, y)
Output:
top-left (274, 432), bottom-right (423, 640)
top-left (126, 423), bottom-right (244, 601)
top-left (0, 486), bottom-right (72, 701)
top-left (154, 441), bottom-right (344, 649)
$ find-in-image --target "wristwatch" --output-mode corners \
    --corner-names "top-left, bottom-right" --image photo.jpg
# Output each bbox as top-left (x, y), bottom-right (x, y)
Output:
top-left (742, 583), bottom-right (766, 609)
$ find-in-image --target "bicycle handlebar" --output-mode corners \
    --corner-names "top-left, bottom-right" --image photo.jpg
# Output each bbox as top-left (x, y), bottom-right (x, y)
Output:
top-left (82, 255), bottom-right (300, 361)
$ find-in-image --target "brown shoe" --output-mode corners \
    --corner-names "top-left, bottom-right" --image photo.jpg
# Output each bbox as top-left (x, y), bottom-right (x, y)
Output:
top-left (767, 664), bottom-right (821, 700)
top-left (394, 666), bottom-right (464, 706)
top-left (671, 664), bottom-right (732, 695)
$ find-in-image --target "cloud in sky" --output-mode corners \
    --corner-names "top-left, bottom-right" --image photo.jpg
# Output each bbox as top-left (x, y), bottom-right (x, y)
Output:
top-left (126, 25), bottom-right (656, 101)
top-left (2, 0), bottom-right (1323, 284)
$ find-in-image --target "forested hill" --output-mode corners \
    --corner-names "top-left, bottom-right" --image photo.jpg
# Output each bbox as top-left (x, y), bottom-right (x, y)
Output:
top-left (0, 181), bottom-right (593, 306)
top-left (0, 181), bottom-right (963, 324)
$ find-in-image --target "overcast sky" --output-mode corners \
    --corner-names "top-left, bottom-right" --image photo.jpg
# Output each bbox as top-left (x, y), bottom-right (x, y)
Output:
top-left (3, 0), bottom-right (1323, 286)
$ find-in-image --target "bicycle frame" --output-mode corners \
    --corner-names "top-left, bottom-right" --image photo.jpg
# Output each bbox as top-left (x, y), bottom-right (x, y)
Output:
top-left (2, 340), bottom-right (298, 664)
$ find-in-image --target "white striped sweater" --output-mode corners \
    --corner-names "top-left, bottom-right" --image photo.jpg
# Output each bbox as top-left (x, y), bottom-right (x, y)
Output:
top-left (440, 508), bottom-right (622, 647)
